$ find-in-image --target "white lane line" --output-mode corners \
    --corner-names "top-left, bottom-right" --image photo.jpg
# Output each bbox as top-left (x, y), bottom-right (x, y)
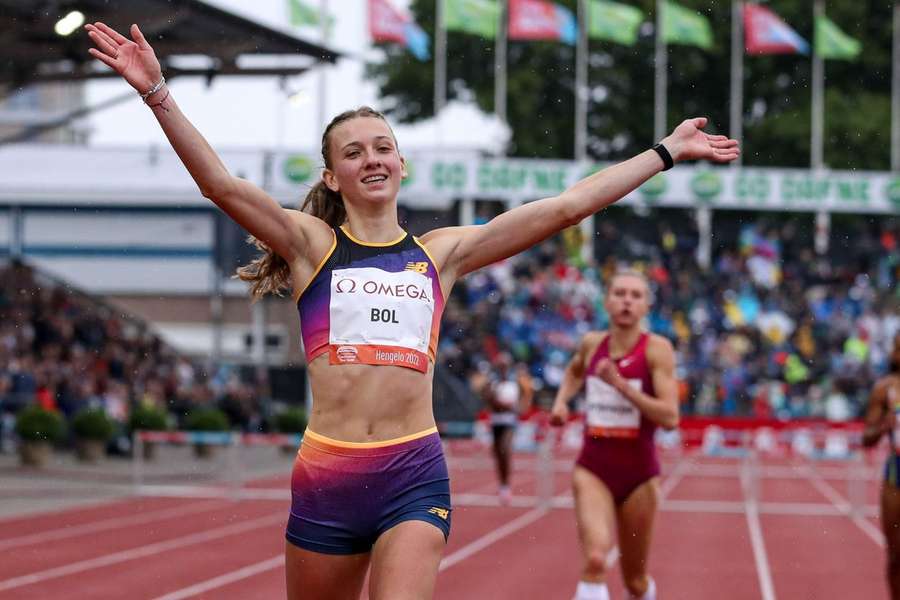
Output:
top-left (0, 513), bottom-right (284, 592)
top-left (803, 467), bottom-right (884, 548)
top-left (741, 462), bottom-right (777, 600)
top-left (149, 555), bottom-right (284, 600)
top-left (438, 507), bottom-right (549, 572)
top-left (672, 463), bottom-right (878, 481)
top-left (0, 500), bottom-right (226, 551)
top-left (134, 485), bottom-right (288, 500)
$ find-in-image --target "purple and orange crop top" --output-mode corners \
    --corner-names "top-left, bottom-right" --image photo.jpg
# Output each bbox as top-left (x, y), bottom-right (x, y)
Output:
top-left (295, 225), bottom-right (444, 373)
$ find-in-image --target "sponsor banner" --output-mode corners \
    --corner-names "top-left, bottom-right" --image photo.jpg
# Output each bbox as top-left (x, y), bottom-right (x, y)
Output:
top-left (6, 143), bottom-right (897, 215)
top-left (242, 433), bottom-right (303, 447)
top-left (329, 343), bottom-right (429, 372)
top-left (135, 431), bottom-right (234, 445)
top-left (460, 414), bottom-right (864, 457)
top-left (390, 156), bottom-right (900, 214)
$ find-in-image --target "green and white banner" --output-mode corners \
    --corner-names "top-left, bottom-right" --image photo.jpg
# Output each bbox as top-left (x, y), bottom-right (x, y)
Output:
top-left (275, 152), bottom-right (900, 215)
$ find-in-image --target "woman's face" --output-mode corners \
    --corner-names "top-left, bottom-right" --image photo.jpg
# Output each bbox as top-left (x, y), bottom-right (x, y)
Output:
top-left (323, 116), bottom-right (406, 207)
top-left (604, 274), bottom-right (650, 328)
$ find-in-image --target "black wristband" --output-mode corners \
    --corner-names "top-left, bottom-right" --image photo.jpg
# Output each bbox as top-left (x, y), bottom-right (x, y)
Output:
top-left (652, 143), bottom-right (674, 171)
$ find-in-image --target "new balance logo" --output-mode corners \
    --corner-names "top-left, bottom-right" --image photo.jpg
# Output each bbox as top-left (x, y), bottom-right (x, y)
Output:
top-left (405, 261), bottom-right (429, 274)
top-left (428, 507), bottom-right (449, 520)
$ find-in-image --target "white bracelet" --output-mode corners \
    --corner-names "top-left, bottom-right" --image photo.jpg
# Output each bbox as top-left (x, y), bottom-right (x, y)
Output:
top-left (140, 76), bottom-right (166, 102)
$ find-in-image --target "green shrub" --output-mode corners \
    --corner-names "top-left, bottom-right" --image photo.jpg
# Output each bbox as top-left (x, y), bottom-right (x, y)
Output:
top-left (15, 405), bottom-right (66, 443)
top-left (71, 407), bottom-right (115, 441)
top-left (273, 407), bottom-right (307, 433)
top-left (128, 404), bottom-right (169, 432)
top-left (184, 407), bottom-right (229, 431)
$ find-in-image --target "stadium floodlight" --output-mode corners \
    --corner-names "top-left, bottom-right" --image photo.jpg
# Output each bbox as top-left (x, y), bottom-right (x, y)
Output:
top-left (54, 11), bottom-right (85, 37)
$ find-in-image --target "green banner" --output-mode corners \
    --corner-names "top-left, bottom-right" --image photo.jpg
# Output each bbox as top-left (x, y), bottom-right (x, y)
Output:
top-left (663, 1), bottom-right (713, 50)
top-left (588, 0), bottom-right (644, 46)
top-left (815, 15), bottom-right (861, 61)
top-left (444, 0), bottom-right (500, 39)
top-left (272, 151), bottom-right (898, 215)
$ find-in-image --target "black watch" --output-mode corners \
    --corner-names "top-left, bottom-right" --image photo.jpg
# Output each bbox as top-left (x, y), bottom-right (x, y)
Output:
top-left (652, 143), bottom-right (674, 171)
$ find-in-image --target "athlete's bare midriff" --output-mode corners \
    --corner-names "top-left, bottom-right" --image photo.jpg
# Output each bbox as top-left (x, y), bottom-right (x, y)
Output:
top-left (305, 353), bottom-right (437, 442)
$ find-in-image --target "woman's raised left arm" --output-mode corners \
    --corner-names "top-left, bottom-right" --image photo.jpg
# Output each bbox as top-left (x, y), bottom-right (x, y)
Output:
top-left (421, 117), bottom-right (739, 281)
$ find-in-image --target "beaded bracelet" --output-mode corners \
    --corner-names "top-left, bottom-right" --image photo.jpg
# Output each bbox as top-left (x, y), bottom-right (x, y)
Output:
top-left (140, 76), bottom-right (166, 103)
top-left (147, 89), bottom-right (171, 112)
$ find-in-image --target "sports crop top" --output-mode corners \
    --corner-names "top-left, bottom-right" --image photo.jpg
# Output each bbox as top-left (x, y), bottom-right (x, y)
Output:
top-left (296, 225), bottom-right (444, 373)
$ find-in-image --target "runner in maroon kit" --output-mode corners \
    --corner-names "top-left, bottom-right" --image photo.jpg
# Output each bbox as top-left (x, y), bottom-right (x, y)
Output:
top-left (551, 271), bottom-right (679, 600)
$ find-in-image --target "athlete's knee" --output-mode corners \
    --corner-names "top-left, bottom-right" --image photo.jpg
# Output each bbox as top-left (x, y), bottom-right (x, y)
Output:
top-left (583, 546), bottom-right (613, 577)
top-left (624, 573), bottom-right (650, 597)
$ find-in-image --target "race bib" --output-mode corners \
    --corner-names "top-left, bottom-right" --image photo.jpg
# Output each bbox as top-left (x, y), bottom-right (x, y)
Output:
top-left (585, 376), bottom-right (642, 438)
top-left (328, 267), bottom-right (435, 372)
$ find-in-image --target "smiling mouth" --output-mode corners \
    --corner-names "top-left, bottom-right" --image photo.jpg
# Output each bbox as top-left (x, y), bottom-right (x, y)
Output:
top-left (362, 175), bottom-right (388, 184)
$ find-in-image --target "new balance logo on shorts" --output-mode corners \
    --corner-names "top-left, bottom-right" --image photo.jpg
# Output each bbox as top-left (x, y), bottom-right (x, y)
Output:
top-left (405, 261), bottom-right (429, 274)
top-left (428, 507), bottom-right (449, 520)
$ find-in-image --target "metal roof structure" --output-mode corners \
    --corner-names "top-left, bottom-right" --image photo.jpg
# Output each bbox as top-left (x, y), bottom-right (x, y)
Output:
top-left (0, 0), bottom-right (341, 92)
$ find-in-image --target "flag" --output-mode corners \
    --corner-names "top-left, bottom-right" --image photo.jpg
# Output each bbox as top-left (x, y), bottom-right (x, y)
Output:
top-left (508, 0), bottom-right (577, 46)
top-left (588, 0), bottom-right (644, 46)
top-left (662, 1), bottom-right (713, 50)
top-left (404, 22), bottom-right (431, 61)
top-left (444, 0), bottom-right (500, 39)
top-left (815, 15), bottom-right (861, 61)
top-left (288, 0), bottom-right (319, 27)
top-left (368, 0), bottom-right (430, 61)
top-left (287, 0), bottom-right (334, 30)
top-left (743, 3), bottom-right (809, 55)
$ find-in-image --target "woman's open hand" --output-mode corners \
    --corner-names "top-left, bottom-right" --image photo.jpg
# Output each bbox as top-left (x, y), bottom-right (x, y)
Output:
top-left (661, 117), bottom-right (740, 165)
top-left (85, 22), bottom-right (162, 95)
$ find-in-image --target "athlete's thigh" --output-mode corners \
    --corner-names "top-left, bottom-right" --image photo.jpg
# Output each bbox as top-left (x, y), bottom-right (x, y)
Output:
top-left (883, 484), bottom-right (900, 552)
top-left (368, 520), bottom-right (446, 600)
top-left (492, 425), bottom-right (514, 450)
top-left (572, 465), bottom-right (618, 554)
top-left (285, 541), bottom-right (370, 600)
top-left (616, 476), bottom-right (660, 581)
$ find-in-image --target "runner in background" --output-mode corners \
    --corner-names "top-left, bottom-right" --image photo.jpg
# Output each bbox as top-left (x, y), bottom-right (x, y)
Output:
top-left (484, 354), bottom-right (533, 504)
top-left (862, 332), bottom-right (900, 600)
top-left (551, 271), bottom-right (679, 600)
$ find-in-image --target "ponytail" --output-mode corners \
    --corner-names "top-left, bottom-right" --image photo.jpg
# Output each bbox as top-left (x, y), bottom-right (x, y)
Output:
top-left (300, 180), bottom-right (346, 228)
top-left (235, 181), bottom-right (346, 301)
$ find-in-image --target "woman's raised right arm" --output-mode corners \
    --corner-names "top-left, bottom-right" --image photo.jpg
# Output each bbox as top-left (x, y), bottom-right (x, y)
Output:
top-left (85, 22), bottom-right (318, 263)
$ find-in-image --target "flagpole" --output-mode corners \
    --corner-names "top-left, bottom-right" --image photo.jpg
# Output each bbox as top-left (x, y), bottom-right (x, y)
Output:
top-left (811, 0), bottom-right (824, 171)
top-left (575, 0), bottom-right (594, 264)
top-left (654, 0), bottom-right (667, 142)
top-left (495, 0), bottom-right (508, 128)
top-left (893, 2), bottom-right (900, 171)
top-left (729, 0), bottom-right (743, 166)
top-left (317, 0), bottom-right (329, 137)
top-left (434, 0), bottom-right (447, 117)
top-left (575, 0), bottom-right (588, 161)
top-left (811, 0), bottom-right (829, 254)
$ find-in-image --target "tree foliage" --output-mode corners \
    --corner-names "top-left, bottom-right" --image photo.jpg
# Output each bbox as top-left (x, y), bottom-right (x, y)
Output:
top-left (366, 1), bottom-right (892, 169)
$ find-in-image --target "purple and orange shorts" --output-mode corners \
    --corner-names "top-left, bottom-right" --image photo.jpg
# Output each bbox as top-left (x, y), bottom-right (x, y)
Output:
top-left (286, 427), bottom-right (452, 555)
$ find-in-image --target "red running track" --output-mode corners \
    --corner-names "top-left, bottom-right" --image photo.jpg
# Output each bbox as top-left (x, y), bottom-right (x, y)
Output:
top-left (0, 446), bottom-right (888, 599)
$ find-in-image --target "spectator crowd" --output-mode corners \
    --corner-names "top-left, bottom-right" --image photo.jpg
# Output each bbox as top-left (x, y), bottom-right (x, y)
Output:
top-left (439, 212), bottom-right (899, 421)
top-left (0, 262), bottom-right (263, 451)
top-left (2, 211), bottom-right (898, 451)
